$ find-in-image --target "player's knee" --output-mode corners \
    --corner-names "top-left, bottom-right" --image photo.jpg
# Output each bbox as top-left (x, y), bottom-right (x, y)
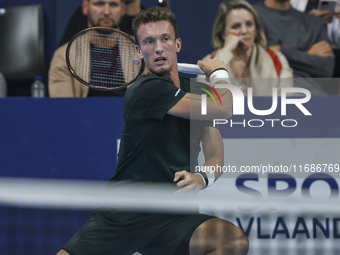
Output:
top-left (223, 225), bottom-right (249, 255)
top-left (210, 221), bottom-right (249, 255)
top-left (232, 232), bottom-right (249, 255)
top-left (191, 218), bottom-right (249, 255)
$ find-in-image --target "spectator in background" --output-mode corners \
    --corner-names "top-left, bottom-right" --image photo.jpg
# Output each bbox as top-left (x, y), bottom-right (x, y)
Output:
top-left (58, 0), bottom-right (144, 47)
top-left (49, 0), bottom-right (126, 97)
top-left (254, 0), bottom-right (335, 95)
top-left (201, 0), bottom-right (293, 96)
top-left (290, 0), bottom-right (340, 48)
top-left (120, 0), bottom-right (145, 35)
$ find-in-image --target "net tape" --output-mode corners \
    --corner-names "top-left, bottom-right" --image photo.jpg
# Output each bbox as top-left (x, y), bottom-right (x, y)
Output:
top-left (0, 177), bottom-right (339, 214)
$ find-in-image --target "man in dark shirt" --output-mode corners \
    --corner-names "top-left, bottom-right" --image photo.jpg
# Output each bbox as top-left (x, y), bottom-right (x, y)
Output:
top-left (57, 7), bottom-right (249, 255)
top-left (254, 0), bottom-right (335, 95)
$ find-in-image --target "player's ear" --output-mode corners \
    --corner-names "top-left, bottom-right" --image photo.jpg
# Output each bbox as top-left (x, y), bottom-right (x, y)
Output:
top-left (82, 0), bottom-right (88, 15)
top-left (175, 38), bottom-right (182, 53)
top-left (136, 45), bottom-right (143, 59)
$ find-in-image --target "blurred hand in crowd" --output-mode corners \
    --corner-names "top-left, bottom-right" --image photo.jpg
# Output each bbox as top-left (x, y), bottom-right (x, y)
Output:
top-left (268, 44), bottom-right (281, 52)
top-left (335, 10), bottom-right (340, 20)
top-left (309, 9), bottom-right (334, 24)
top-left (307, 40), bottom-right (335, 57)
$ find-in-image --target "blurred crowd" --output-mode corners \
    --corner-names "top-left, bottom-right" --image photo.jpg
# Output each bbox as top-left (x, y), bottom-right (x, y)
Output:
top-left (1, 0), bottom-right (339, 97)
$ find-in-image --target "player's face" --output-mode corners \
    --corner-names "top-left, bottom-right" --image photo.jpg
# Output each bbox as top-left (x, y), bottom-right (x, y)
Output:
top-left (224, 8), bottom-right (256, 51)
top-left (83, 0), bottom-right (125, 28)
top-left (136, 21), bottom-right (182, 77)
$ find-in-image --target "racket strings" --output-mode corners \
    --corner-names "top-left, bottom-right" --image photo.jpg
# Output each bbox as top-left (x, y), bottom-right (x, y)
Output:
top-left (89, 42), bottom-right (125, 87)
top-left (68, 28), bottom-right (143, 89)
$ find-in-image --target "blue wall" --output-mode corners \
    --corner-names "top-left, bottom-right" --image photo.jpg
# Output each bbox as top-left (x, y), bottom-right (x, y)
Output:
top-left (1, 96), bottom-right (339, 181)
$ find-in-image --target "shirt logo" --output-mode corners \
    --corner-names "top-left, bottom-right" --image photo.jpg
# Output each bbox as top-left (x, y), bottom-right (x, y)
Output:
top-left (175, 88), bottom-right (181, 97)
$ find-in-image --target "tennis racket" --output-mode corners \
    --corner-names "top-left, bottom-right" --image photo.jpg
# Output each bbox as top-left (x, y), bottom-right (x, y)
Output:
top-left (66, 27), bottom-right (206, 90)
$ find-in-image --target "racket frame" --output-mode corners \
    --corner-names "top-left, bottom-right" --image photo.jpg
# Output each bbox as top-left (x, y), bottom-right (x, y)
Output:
top-left (66, 27), bottom-right (145, 90)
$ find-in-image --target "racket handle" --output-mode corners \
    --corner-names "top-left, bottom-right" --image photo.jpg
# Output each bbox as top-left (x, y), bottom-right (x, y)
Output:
top-left (177, 63), bottom-right (205, 75)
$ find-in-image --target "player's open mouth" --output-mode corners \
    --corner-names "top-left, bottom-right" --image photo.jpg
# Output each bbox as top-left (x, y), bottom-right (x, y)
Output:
top-left (155, 57), bottom-right (167, 63)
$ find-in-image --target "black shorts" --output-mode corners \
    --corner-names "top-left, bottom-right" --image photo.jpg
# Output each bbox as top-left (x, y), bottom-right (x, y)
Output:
top-left (62, 208), bottom-right (215, 255)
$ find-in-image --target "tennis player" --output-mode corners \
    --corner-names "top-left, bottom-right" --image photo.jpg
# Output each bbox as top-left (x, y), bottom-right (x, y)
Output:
top-left (57, 7), bottom-right (249, 255)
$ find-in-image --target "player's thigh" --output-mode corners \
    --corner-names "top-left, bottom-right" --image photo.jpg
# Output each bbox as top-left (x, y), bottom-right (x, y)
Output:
top-left (189, 218), bottom-right (248, 254)
top-left (62, 212), bottom-right (143, 255)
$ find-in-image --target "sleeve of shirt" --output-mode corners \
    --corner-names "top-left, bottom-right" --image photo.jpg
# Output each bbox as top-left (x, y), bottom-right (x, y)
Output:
top-left (49, 45), bottom-right (76, 97)
top-left (328, 17), bottom-right (340, 48)
top-left (281, 19), bottom-right (335, 78)
top-left (134, 76), bottom-right (186, 121)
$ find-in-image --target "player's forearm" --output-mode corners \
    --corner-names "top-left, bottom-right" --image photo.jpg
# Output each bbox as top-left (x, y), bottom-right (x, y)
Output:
top-left (214, 86), bottom-right (232, 117)
top-left (204, 157), bottom-right (224, 179)
top-left (201, 127), bottom-right (224, 182)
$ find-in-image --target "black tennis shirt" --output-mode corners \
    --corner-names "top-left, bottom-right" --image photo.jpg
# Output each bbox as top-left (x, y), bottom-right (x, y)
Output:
top-left (111, 74), bottom-right (207, 184)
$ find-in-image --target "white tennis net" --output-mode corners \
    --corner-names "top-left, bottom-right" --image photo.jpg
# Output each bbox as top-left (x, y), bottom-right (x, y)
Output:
top-left (0, 177), bottom-right (339, 255)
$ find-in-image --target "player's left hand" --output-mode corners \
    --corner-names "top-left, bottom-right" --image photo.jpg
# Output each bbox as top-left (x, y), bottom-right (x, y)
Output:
top-left (174, 170), bottom-right (205, 194)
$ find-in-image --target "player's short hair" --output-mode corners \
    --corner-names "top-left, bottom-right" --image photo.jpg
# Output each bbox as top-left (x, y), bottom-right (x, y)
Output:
top-left (212, 0), bottom-right (267, 49)
top-left (132, 6), bottom-right (178, 45)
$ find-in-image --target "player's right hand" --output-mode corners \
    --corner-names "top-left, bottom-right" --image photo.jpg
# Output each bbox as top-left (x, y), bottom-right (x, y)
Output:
top-left (174, 170), bottom-right (205, 194)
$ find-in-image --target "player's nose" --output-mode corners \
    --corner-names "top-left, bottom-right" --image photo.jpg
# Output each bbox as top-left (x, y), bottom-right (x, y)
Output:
top-left (155, 40), bottom-right (163, 53)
